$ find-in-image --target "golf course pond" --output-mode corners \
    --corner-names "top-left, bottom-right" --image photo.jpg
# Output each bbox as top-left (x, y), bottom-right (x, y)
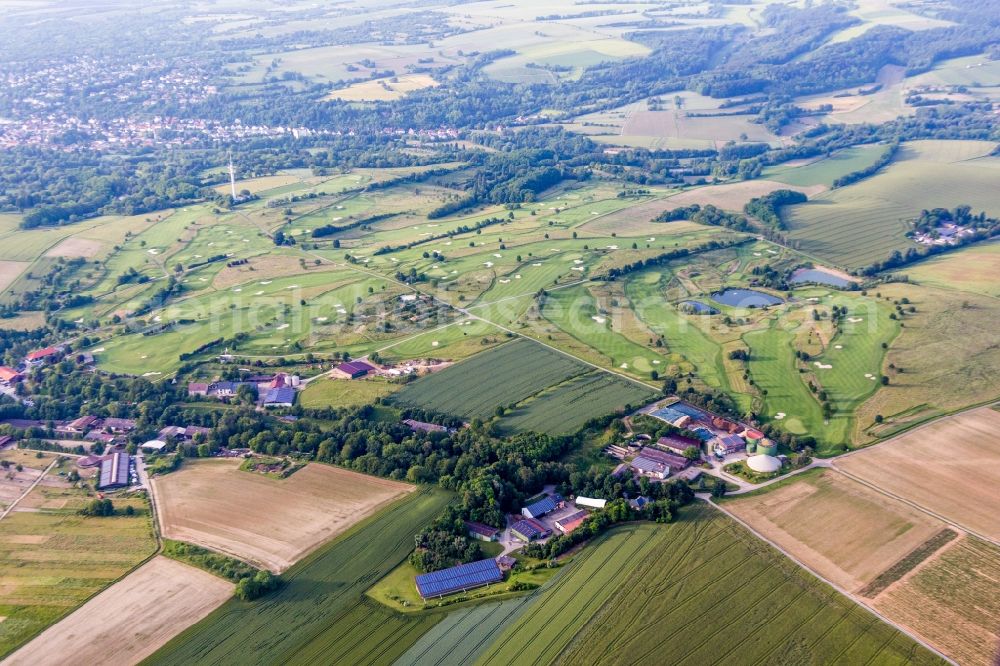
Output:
top-left (710, 289), bottom-right (783, 308)
top-left (789, 267), bottom-right (856, 288)
top-left (679, 300), bottom-right (719, 315)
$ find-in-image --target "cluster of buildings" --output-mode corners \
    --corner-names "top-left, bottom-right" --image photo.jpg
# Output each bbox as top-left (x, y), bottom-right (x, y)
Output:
top-left (187, 373), bottom-right (299, 408)
top-left (648, 401), bottom-right (774, 460)
top-left (605, 399), bottom-right (778, 482)
top-left (59, 416), bottom-right (136, 446)
top-left (912, 223), bottom-right (975, 246)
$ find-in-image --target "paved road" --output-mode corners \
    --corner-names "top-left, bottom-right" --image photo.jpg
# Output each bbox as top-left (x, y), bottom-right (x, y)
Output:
top-left (700, 495), bottom-right (957, 665)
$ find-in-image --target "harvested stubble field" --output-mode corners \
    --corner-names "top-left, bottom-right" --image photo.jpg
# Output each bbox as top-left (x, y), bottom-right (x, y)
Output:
top-left (872, 535), bottom-right (1000, 666)
top-left (152, 459), bottom-right (413, 572)
top-left (390, 338), bottom-right (590, 420)
top-left (835, 406), bottom-right (1000, 541)
top-left (724, 469), bottom-right (945, 592)
top-left (147, 487), bottom-right (452, 666)
top-left (0, 260), bottom-right (28, 293)
top-left (6, 556), bottom-right (232, 666)
top-left (478, 505), bottom-right (939, 666)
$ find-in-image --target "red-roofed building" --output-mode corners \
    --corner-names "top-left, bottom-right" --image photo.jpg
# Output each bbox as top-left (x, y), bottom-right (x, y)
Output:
top-left (743, 428), bottom-right (765, 441)
top-left (26, 346), bottom-right (61, 365)
top-left (0, 366), bottom-right (22, 384)
top-left (555, 510), bottom-right (589, 534)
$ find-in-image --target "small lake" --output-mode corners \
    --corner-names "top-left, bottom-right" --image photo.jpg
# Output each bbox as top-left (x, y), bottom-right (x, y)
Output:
top-left (680, 300), bottom-right (718, 315)
top-left (790, 268), bottom-right (855, 288)
top-left (711, 288), bottom-right (783, 308)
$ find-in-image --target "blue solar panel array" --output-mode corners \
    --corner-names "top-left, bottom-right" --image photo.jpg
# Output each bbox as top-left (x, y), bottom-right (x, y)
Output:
top-left (650, 406), bottom-right (688, 423)
top-left (415, 558), bottom-right (503, 598)
top-left (691, 427), bottom-right (715, 442)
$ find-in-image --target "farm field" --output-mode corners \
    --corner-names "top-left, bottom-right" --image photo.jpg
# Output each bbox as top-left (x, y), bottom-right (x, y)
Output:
top-left (723, 468), bottom-right (1000, 664)
top-left (498, 371), bottom-right (655, 435)
top-left (395, 596), bottom-right (538, 666)
top-left (326, 74), bottom-right (439, 101)
top-left (783, 140), bottom-right (1000, 269)
top-left (903, 239), bottom-right (1000, 297)
top-left (151, 459), bottom-right (413, 572)
top-left (299, 375), bottom-right (402, 408)
top-left (853, 282), bottom-right (1000, 442)
top-left (479, 504), bottom-right (940, 666)
top-left (618, 110), bottom-right (780, 147)
top-left (0, 473), bottom-right (156, 658)
top-left (6, 556), bottom-right (232, 666)
top-left (724, 470), bottom-right (945, 592)
top-left (835, 406), bottom-right (1000, 541)
top-left (147, 487), bottom-right (452, 665)
top-left (872, 535), bottom-right (1000, 666)
top-left (762, 144), bottom-right (888, 187)
top-left (389, 338), bottom-right (590, 420)
top-left (664, 179), bottom-right (826, 212)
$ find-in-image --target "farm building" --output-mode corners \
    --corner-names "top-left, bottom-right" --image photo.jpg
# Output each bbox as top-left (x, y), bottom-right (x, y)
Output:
top-left (158, 425), bottom-right (211, 441)
top-left (521, 494), bottom-right (563, 519)
top-left (555, 510), bottom-right (589, 535)
top-left (140, 440), bottom-right (168, 453)
top-left (649, 405), bottom-right (690, 424)
top-left (756, 438), bottom-right (778, 456)
top-left (0, 366), bottom-right (22, 384)
top-left (25, 346), bottom-right (61, 366)
top-left (690, 426), bottom-right (716, 442)
top-left (575, 496), bottom-right (607, 509)
top-left (713, 434), bottom-right (746, 457)
top-left (638, 447), bottom-right (691, 471)
top-left (85, 431), bottom-right (116, 445)
top-left (742, 428), bottom-right (765, 441)
top-left (747, 454), bottom-right (781, 473)
top-left (656, 434), bottom-right (701, 456)
top-left (97, 452), bottom-right (130, 490)
top-left (263, 386), bottom-right (296, 407)
top-left (511, 518), bottom-right (551, 542)
top-left (333, 361), bottom-right (375, 379)
top-left (403, 419), bottom-right (447, 434)
top-left (628, 496), bottom-right (651, 510)
top-left (464, 520), bottom-right (500, 542)
top-left (414, 558), bottom-right (504, 599)
top-left (631, 455), bottom-right (669, 479)
top-left (497, 555), bottom-right (516, 571)
top-left (0, 435), bottom-right (13, 449)
top-left (65, 415), bottom-right (99, 433)
top-left (711, 416), bottom-right (741, 434)
top-left (102, 418), bottom-right (136, 433)
top-left (187, 382), bottom-right (209, 397)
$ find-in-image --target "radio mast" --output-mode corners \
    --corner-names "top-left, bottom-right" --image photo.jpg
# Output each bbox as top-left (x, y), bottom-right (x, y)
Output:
top-left (228, 151), bottom-right (237, 200)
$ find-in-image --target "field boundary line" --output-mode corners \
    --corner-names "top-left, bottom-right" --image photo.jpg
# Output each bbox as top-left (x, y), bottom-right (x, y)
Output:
top-left (704, 497), bottom-right (957, 665)
top-left (827, 465), bottom-right (1000, 548)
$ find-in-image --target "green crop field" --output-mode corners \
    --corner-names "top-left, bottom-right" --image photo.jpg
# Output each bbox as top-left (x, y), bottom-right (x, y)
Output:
top-left (389, 338), bottom-right (590, 419)
top-left (147, 487), bottom-right (452, 666)
top-left (499, 371), bottom-right (655, 435)
top-left (763, 144), bottom-right (888, 187)
top-left (475, 505), bottom-right (941, 666)
top-left (784, 140), bottom-right (1000, 269)
top-left (396, 596), bottom-right (539, 666)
